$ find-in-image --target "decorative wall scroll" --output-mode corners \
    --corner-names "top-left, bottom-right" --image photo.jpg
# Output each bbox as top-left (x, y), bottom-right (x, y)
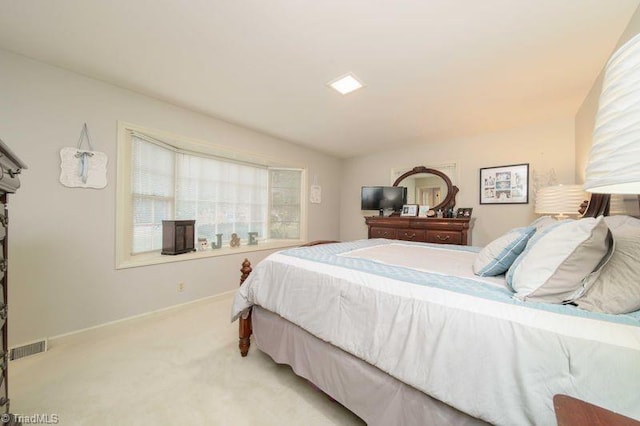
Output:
top-left (59, 123), bottom-right (108, 189)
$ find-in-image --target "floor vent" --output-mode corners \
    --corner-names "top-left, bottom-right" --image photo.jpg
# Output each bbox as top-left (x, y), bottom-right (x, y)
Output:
top-left (10, 340), bottom-right (47, 360)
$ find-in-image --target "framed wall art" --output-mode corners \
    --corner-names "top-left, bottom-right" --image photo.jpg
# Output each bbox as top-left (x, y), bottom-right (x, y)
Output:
top-left (479, 163), bottom-right (529, 204)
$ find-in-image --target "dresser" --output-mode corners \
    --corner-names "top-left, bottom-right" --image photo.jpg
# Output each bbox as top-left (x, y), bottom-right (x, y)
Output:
top-left (365, 216), bottom-right (474, 245)
top-left (0, 140), bottom-right (26, 425)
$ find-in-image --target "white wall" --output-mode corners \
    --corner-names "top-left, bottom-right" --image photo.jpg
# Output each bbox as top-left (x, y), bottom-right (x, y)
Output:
top-left (0, 50), bottom-right (342, 346)
top-left (340, 118), bottom-right (576, 246)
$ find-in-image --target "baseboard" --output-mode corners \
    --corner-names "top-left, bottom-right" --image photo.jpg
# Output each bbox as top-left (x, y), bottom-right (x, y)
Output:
top-left (11, 290), bottom-right (236, 354)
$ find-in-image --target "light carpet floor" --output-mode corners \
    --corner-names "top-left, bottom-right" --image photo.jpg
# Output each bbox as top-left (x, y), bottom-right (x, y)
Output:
top-left (10, 293), bottom-right (365, 425)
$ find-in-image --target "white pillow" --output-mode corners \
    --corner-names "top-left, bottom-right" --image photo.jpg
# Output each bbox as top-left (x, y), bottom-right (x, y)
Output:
top-left (604, 215), bottom-right (640, 232)
top-left (505, 219), bottom-right (572, 287)
top-left (473, 226), bottom-right (536, 276)
top-left (528, 215), bottom-right (557, 230)
top-left (507, 217), bottom-right (612, 303)
top-left (576, 226), bottom-right (640, 314)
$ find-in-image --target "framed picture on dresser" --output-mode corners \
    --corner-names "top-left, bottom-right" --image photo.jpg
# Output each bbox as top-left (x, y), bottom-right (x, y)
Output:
top-left (400, 204), bottom-right (419, 217)
top-left (456, 207), bottom-right (473, 218)
top-left (480, 163), bottom-right (529, 204)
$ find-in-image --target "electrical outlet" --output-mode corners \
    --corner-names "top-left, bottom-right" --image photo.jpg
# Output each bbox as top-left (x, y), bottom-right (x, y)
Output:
top-left (178, 282), bottom-right (185, 292)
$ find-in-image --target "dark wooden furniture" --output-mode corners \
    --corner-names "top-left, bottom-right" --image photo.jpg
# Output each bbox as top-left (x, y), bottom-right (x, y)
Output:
top-left (0, 139), bottom-right (26, 425)
top-left (363, 165), bottom-right (473, 245)
top-left (392, 166), bottom-right (459, 212)
top-left (583, 193), bottom-right (611, 217)
top-left (581, 193), bottom-right (640, 218)
top-left (554, 394), bottom-right (640, 426)
top-left (161, 220), bottom-right (196, 255)
top-left (365, 216), bottom-right (474, 245)
top-left (238, 258), bottom-right (253, 357)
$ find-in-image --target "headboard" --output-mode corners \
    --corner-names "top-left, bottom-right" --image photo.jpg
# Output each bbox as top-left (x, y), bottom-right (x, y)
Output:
top-left (582, 194), bottom-right (640, 218)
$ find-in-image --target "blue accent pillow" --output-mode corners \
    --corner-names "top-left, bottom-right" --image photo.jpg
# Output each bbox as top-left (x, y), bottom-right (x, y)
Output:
top-left (473, 226), bottom-right (536, 277)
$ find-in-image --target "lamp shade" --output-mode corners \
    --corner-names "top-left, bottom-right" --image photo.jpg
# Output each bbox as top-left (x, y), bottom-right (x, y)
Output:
top-left (535, 185), bottom-right (588, 216)
top-left (584, 33), bottom-right (640, 194)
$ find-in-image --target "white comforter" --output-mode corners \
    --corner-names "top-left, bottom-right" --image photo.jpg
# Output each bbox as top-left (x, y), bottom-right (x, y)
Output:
top-left (231, 240), bottom-right (640, 425)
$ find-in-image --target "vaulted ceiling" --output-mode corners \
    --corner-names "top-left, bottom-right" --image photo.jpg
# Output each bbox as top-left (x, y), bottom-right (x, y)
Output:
top-left (0, 1), bottom-right (638, 158)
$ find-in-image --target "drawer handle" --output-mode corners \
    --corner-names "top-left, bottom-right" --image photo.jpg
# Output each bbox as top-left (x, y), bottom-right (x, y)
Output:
top-left (404, 233), bottom-right (416, 239)
top-left (0, 303), bottom-right (6, 320)
top-left (436, 235), bottom-right (451, 241)
top-left (0, 215), bottom-right (6, 228)
top-left (0, 260), bottom-right (6, 272)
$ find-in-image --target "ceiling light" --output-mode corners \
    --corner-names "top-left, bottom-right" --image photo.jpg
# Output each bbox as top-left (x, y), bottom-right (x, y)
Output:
top-left (328, 73), bottom-right (364, 95)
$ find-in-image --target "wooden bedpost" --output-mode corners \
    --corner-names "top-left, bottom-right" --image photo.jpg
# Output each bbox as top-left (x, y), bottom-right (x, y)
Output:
top-left (237, 242), bottom-right (339, 357)
top-left (239, 258), bottom-right (253, 357)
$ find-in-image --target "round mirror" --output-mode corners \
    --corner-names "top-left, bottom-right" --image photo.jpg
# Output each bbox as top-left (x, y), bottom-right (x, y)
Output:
top-left (393, 166), bottom-right (459, 212)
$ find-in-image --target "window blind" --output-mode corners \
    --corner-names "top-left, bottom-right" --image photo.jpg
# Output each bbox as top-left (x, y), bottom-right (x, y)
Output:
top-left (130, 134), bottom-right (298, 254)
top-left (131, 136), bottom-right (175, 253)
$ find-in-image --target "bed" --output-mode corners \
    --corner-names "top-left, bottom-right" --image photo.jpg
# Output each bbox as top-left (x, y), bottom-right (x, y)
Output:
top-left (231, 217), bottom-right (640, 425)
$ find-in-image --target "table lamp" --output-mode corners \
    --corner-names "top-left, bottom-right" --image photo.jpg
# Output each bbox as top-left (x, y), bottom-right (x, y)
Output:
top-left (535, 184), bottom-right (589, 219)
top-left (584, 32), bottom-right (640, 194)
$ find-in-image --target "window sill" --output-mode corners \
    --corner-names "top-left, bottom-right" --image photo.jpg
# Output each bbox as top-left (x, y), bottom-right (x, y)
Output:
top-left (116, 240), bottom-right (304, 269)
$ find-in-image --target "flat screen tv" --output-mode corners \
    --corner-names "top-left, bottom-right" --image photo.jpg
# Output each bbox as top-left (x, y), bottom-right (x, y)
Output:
top-left (361, 186), bottom-right (407, 215)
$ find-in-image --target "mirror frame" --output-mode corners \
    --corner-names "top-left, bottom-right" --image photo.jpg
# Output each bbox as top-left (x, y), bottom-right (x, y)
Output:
top-left (392, 166), bottom-right (459, 212)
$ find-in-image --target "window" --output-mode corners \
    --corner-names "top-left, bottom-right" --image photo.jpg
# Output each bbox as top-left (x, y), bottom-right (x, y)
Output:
top-left (116, 123), bottom-right (306, 267)
top-left (269, 169), bottom-right (302, 239)
top-left (131, 138), bottom-right (175, 253)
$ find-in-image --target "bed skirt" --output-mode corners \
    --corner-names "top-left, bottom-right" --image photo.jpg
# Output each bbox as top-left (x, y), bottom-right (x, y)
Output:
top-left (252, 306), bottom-right (487, 426)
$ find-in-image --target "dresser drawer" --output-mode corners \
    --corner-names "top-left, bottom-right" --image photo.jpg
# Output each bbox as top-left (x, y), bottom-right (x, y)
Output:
top-left (370, 227), bottom-right (397, 239)
top-left (397, 229), bottom-right (426, 242)
top-left (0, 300), bottom-right (5, 332)
top-left (0, 371), bottom-right (6, 408)
top-left (366, 216), bottom-right (473, 246)
top-left (0, 214), bottom-right (5, 242)
top-left (426, 230), bottom-right (462, 245)
top-left (0, 202), bottom-right (5, 242)
top-left (0, 252), bottom-right (5, 284)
